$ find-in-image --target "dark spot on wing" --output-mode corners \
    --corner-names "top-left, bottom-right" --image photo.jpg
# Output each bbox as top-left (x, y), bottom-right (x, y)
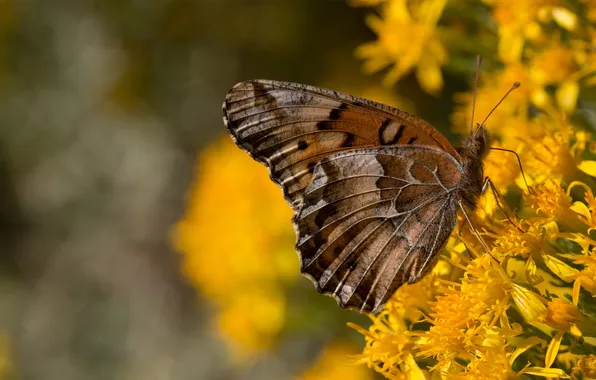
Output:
top-left (329, 109), bottom-right (341, 120)
top-left (314, 208), bottom-right (328, 229)
top-left (297, 140), bottom-right (308, 150)
top-left (407, 137), bottom-right (419, 144)
top-left (378, 119), bottom-right (390, 145)
top-left (329, 103), bottom-right (348, 120)
top-left (379, 121), bottom-right (405, 145)
top-left (341, 133), bottom-right (355, 147)
top-left (316, 121), bottom-right (333, 130)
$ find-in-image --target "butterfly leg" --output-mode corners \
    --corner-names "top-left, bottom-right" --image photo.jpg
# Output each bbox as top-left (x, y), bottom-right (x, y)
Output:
top-left (481, 177), bottom-right (524, 232)
top-left (456, 215), bottom-right (466, 237)
top-left (458, 201), bottom-right (500, 263)
top-left (489, 147), bottom-right (531, 191)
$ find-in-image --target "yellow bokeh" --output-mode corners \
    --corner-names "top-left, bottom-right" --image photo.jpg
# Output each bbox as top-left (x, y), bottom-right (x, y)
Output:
top-left (173, 137), bottom-right (298, 360)
top-left (356, 0), bottom-right (448, 94)
top-left (299, 341), bottom-right (374, 380)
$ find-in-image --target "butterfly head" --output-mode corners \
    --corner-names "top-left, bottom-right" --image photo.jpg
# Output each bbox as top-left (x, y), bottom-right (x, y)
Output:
top-left (460, 81), bottom-right (520, 160)
top-left (460, 123), bottom-right (490, 159)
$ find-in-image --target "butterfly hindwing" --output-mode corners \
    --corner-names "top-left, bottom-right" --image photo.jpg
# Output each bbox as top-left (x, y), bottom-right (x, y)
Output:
top-left (223, 80), bottom-right (460, 210)
top-left (295, 145), bottom-right (462, 313)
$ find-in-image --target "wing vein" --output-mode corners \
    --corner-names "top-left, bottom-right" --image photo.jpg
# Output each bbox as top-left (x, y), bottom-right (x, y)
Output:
top-left (373, 197), bottom-right (450, 311)
top-left (299, 186), bottom-right (409, 219)
top-left (316, 218), bottom-right (392, 288)
top-left (345, 212), bottom-right (413, 306)
top-left (418, 198), bottom-right (450, 276)
top-left (305, 175), bottom-right (413, 196)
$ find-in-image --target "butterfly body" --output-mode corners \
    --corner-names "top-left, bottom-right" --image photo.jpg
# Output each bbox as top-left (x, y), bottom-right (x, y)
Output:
top-left (456, 125), bottom-right (489, 209)
top-left (223, 80), bottom-right (488, 313)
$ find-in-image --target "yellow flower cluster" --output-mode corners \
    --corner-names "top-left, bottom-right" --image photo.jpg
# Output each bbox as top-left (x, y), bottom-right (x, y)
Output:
top-left (172, 138), bottom-right (298, 361)
top-left (351, 0), bottom-right (596, 378)
top-left (355, 0), bottom-right (448, 94)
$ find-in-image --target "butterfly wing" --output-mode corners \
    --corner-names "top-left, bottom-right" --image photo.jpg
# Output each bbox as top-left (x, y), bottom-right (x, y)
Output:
top-left (296, 145), bottom-right (463, 313)
top-left (223, 80), bottom-right (460, 210)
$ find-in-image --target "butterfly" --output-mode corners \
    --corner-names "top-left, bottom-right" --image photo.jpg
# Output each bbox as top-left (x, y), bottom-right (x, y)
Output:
top-left (222, 74), bottom-right (519, 314)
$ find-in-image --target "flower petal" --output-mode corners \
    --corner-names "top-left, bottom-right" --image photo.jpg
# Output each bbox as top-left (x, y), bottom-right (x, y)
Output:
top-left (552, 7), bottom-right (577, 31)
top-left (511, 283), bottom-right (547, 323)
top-left (573, 279), bottom-right (581, 306)
top-left (520, 366), bottom-right (570, 378)
top-left (556, 80), bottom-right (579, 113)
top-left (498, 28), bottom-right (524, 63)
top-left (543, 254), bottom-right (579, 282)
top-left (403, 353), bottom-right (427, 380)
top-left (510, 336), bottom-right (546, 366)
top-left (545, 330), bottom-right (565, 368)
top-left (415, 58), bottom-right (443, 95)
top-left (578, 161), bottom-right (596, 177)
top-left (570, 201), bottom-right (591, 220)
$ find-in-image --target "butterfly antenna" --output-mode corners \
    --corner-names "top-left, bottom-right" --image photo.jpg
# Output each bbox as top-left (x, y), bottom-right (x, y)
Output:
top-left (476, 82), bottom-right (520, 136)
top-left (469, 55), bottom-right (482, 135)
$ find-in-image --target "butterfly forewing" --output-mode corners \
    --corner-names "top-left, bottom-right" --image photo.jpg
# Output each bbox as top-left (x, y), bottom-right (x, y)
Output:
top-left (222, 80), bottom-right (467, 313)
top-left (296, 146), bottom-right (461, 313)
top-left (223, 80), bottom-right (460, 210)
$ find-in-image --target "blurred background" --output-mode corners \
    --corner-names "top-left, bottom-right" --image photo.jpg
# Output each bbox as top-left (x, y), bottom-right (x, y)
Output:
top-left (0, 0), bottom-right (536, 379)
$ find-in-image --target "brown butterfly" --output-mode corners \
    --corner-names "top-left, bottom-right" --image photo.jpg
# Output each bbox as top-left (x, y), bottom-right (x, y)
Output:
top-left (222, 72), bottom-right (519, 314)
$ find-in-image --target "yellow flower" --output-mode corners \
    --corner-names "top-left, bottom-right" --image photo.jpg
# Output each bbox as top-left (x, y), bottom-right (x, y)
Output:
top-left (300, 340), bottom-right (374, 380)
top-left (172, 137), bottom-right (297, 360)
top-left (488, 219), bottom-right (552, 259)
top-left (568, 181), bottom-right (596, 232)
top-left (573, 354), bottom-right (596, 379)
top-left (349, 309), bottom-right (418, 379)
top-left (520, 118), bottom-right (583, 185)
top-left (531, 43), bottom-right (576, 85)
top-left (417, 256), bottom-right (511, 366)
top-left (451, 327), bottom-right (515, 379)
top-left (355, 0), bottom-right (448, 94)
top-left (528, 41), bottom-right (581, 113)
top-left (540, 298), bottom-right (596, 369)
top-left (387, 272), bottom-right (439, 323)
top-left (216, 289), bottom-right (286, 359)
top-left (526, 181), bottom-right (570, 219)
top-left (545, 298), bottom-right (596, 336)
top-left (560, 250), bottom-right (596, 304)
top-left (525, 181), bottom-right (583, 230)
top-left (483, 0), bottom-right (578, 62)
top-left (452, 329), bottom-right (567, 379)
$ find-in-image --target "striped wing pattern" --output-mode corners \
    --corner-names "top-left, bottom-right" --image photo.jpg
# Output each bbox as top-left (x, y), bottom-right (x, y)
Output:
top-left (296, 146), bottom-right (462, 313)
top-left (222, 80), bottom-right (463, 313)
top-left (223, 80), bottom-right (460, 210)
